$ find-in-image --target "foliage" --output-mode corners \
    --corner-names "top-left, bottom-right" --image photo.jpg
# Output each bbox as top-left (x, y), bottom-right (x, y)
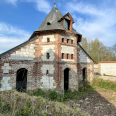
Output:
top-left (95, 72), bottom-right (101, 75)
top-left (0, 91), bottom-right (89, 116)
top-left (81, 38), bottom-right (116, 63)
top-left (91, 78), bottom-right (116, 91)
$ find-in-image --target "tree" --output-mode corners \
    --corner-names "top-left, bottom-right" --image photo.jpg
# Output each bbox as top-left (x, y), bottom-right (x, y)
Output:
top-left (81, 38), bottom-right (116, 63)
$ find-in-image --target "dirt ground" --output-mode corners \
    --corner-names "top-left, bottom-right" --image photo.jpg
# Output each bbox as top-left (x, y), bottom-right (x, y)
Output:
top-left (95, 74), bottom-right (116, 82)
top-left (64, 88), bottom-right (116, 116)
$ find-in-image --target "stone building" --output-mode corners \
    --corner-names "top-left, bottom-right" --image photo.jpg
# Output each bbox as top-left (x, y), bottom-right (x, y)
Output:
top-left (0, 3), bottom-right (94, 92)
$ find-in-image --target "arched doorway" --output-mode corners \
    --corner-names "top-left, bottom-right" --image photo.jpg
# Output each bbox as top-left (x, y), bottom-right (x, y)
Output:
top-left (16, 68), bottom-right (27, 91)
top-left (64, 68), bottom-right (69, 91)
top-left (83, 68), bottom-right (87, 81)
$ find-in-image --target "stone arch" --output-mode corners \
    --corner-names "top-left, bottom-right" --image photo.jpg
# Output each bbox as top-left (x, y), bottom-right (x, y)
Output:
top-left (64, 68), bottom-right (70, 91)
top-left (16, 68), bottom-right (28, 91)
top-left (10, 62), bottom-right (33, 90)
top-left (82, 68), bottom-right (87, 81)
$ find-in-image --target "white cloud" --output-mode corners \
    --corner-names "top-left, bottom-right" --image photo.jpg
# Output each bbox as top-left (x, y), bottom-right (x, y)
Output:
top-left (26, 0), bottom-right (51, 14)
top-left (0, 23), bottom-right (30, 54)
top-left (3, 0), bottom-right (17, 5)
top-left (66, 1), bottom-right (116, 46)
top-left (2, 0), bottom-right (51, 14)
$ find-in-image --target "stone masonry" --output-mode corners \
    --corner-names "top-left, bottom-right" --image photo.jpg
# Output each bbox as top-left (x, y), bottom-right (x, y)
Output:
top-left (0, 5), bottom-right (94, 92)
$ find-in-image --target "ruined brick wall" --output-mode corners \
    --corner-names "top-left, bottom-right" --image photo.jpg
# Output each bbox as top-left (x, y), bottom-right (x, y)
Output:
top-left (77, 44), bottom-right (94, 83)
top-left (0, 38), bottom-right (39, 91)
top-left (99, 61), bottom-right (116, 76)
top-left (0, 31), bottom-right (94, 92)
top-left (37, 31), bottom-right (78, 91)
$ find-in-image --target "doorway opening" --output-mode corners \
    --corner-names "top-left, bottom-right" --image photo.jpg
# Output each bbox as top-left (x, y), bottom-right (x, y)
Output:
top-left (83, 68), bottom-right (87, 81)
top-left (16, 68), bottom-right (27, 91)
top-left (64, 68), bottom-right (69, 91)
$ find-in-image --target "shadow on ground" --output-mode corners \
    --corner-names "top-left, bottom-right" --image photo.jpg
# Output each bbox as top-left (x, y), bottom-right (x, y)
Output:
top-left (63, 84), bottom-right (116, 116)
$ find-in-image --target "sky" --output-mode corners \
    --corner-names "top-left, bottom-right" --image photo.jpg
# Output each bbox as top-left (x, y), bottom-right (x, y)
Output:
top-left (0, 0), bottom-right (116, 54)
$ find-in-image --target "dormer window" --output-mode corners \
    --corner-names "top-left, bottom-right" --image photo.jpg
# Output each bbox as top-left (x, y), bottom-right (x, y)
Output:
top-left (64, 19), bottom-right (70, 30)
top-left (58, 13), bottom-right (74, 31)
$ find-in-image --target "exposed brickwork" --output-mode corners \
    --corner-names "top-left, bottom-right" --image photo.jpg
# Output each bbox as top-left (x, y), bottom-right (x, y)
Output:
top-left (0, 31), bottom-right (94, 91)
top-left (77, 44), bottom-right (94, 84)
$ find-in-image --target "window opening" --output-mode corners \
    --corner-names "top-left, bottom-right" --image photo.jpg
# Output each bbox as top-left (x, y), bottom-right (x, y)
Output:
top-left (47, 38), bottom-right (50, 42)
top-left (46, 70), bottom-right (49, 75)
top-left (46, 53), bottom-right (50, 59)
top-left (47, 22), bottom-right (51, 25)
top-left (67, 54), bottom-right (69, 59)
top-left (62, 38), bottom-right (64, 42)
top-left (71, 54), bottom-right (73, 59)
top-left (71, 40), bottom-right (73, 44)
top-left (67, 39), bottom-right (69, 43)
top-left (62, 53), bottom-right (64, 59)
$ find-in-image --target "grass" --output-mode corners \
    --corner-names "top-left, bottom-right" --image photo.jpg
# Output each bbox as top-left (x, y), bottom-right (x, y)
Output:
top-left (27, 85), bottom-right (94, 102)
top-left (0, 78), bottom-right (116, 116)
top-left (0, 91), bottom-right (89, 116)
top-left (91, 78), bottom-right (116, 91)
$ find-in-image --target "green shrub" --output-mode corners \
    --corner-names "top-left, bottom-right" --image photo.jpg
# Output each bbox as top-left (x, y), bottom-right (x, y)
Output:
top-left (48, 89), bottom-right (58, 100)
top-left (0, 102), bottom-right (11, 113)
top-left (96, 72), bottom-right (101, 75)
top-left (91, 78), bottom-right (116, 91)
top-left (28, 88), bottom-right (46, 97)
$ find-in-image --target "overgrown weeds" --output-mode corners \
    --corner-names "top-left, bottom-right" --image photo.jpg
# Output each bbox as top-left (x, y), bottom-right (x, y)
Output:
top-left (0, 78), bottom-right (116, 116)
top-left (27, 85), bottom-right (94, 102)
top-left (0, 91), bottom-right (89, 116)
top-left (91, 78), bottom-right (116, 91)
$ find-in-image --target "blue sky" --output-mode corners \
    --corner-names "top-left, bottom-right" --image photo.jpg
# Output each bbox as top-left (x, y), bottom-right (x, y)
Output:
top-left (0, 0), bottom-right (116, 54)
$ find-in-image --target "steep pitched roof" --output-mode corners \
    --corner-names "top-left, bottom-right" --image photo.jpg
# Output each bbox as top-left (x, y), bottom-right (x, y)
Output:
top-left (36, 6), bottom-right (64, 31)
top-left (77, 43), bottom-right (95, 63)
top-left (0, 36), bottom-right (38, 58)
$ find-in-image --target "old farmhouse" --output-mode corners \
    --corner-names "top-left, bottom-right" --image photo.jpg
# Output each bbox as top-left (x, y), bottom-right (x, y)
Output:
top-left (0, 3), bottom-right (94, 92)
